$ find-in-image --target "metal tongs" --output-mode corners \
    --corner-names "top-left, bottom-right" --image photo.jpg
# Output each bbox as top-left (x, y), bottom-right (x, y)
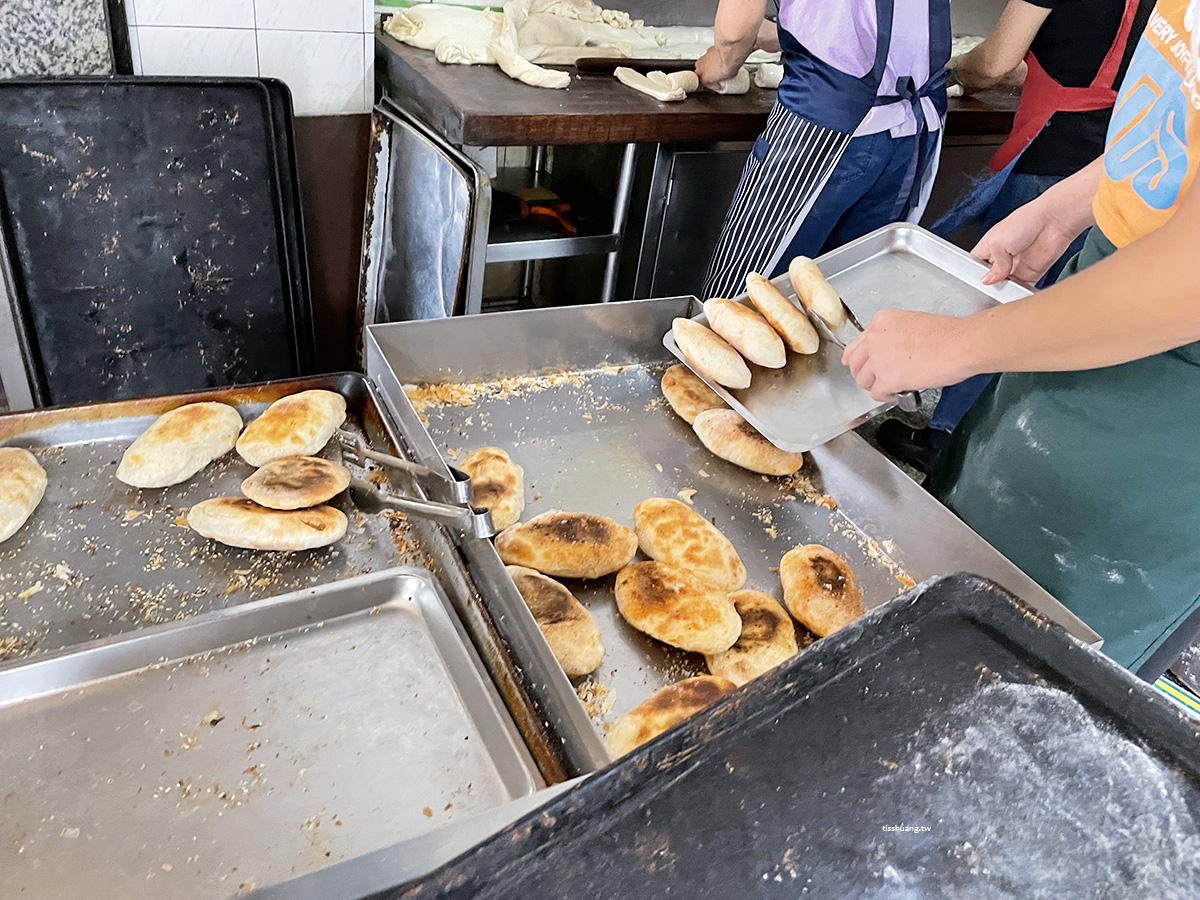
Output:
top-left (337, 429), bottom-right (474, 505)
top-left (805, 300), bottom-right (921, 413)
top-left (347, 477), bottom-right (496, 540)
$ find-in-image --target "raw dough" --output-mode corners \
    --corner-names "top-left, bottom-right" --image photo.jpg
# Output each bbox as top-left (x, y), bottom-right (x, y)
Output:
top-left (754, 63), bottom-right (784, 89)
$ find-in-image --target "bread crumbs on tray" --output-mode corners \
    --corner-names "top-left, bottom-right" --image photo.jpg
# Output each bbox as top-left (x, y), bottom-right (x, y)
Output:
top-left (576, 679), bottom-right (616, 718)
top-left (677, 488), bottom-right (697, 505)
top-left (445, 447), bottom-right (463, 460)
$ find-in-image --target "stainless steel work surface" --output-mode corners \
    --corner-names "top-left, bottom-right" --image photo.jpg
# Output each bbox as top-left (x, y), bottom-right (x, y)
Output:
top-left (366, 298), bottom-right (1097, 751)
top-left (0, 375), bottom-right (422, 663)
top-left (664, 223), bottom-right (1032, 452)
top-left (0, 569), bottom-right (541, 899)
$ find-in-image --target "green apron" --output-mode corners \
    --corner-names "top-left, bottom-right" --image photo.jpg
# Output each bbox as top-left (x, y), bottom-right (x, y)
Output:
top-left (929, 228), bottom-right (1200, 672)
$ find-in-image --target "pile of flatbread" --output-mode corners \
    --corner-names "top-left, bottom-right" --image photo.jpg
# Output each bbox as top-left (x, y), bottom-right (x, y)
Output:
top-left (117, 390), bottom-right (352, 552)
top-left (664, 256), bottom-right (852, 476)
top-left (456, 443), bottom-right (866, 759)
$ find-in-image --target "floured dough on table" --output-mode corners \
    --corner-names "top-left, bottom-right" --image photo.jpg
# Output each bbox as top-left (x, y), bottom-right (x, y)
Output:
top-left (615, 560), bottom-right (741, 655)
top-left (781, 544), bottom-right (864, 637)
top-left (116, 402), bottom-right (243, 488)
top-left (507, 566), bottom-right (604, 675)
top-left (754, 63), bottom-right (783, 89)
top-left (0, 448), bottom-right (47, 545)
top-left (240, 456), bottom-right (350, 510)
top-left (495, 510), bottom-right (638, 579)
top-left (187, 498), bottom-right (347, 551)
top-left (382, 4), bottom-right (503, 64)
top-left (633, 497), bottom-right (746, 592)
top-left (605, 675), bottom-right (737, 758)
top-left (692, 408), bottom-right (805, 476)
top-left (236, 390), bottom-right (347, 468)
top-left (705, 590), bottom-right (799, 686)
top-left (660, 364), bottom-right (726, 424)
top-left (460, 447), bottom-right (525, 530)
top-left (715, 67), bottom-right (751, 95)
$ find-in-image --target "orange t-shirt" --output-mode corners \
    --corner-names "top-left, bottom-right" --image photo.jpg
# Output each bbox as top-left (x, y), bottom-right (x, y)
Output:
top-left (1093, 0), bottom-right (1200, 246)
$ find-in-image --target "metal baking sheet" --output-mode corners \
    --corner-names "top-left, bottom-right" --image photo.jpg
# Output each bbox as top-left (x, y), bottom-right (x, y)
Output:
top-left (663, 223), bottom-right (1032, 452)
top-left (0, 568), bottom-right (541, 900)
top-left (365, 300), bottom-right (1097, 756)
top-left (0, 373), bottom-right (424, 663)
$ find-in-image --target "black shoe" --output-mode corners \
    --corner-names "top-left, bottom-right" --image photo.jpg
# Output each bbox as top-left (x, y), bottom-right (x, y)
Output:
top-left (876, 420), bottom-right (949, 474)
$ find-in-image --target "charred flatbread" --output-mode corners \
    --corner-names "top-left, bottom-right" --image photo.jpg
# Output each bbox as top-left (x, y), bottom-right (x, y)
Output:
top-left (186, 498), bottom-right (347, 551)
top-left (507, 566), bottom-right (604, 676)
top-left (495, 511), bottom-right (638, 579)
top-left (615, 560), bottom-right (741, 654)
top-left (781, 544), bottom-right (864, 637)
top-left (660, 364), bottom-right (726, 425)
top-left (116, 402), bottom-right (243, 488)
top-left (461, 447), bottom-right (524, 530)
top-left (605, 675), bottom-right (737, 758)
top-left (633, 497), bottom-right (746, 592)
top-left (236, 390), bottom-right (347, 467)
top-left (240, 456), bottom-right (350, 510)
top-left (705, 590), bottom-right (798, 686)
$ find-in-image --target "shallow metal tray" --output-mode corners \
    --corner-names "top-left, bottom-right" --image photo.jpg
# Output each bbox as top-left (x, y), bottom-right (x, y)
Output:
top-left (365, 300), bottom-right (1096, 762)
top-left (0, 568), bottom-right (541, 900)
top-left (663, 223), bottom-right (1032, 452)
top-left (0, 373), bottom-right (424, 662)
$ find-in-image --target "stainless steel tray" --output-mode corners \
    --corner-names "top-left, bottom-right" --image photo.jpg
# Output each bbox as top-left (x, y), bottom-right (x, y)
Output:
top-left (365, 299), bottom-right (1097, 759)
top-left (0, 568), bottom-right (541, 900)
top-left (0, 374), bottom-right (425, 662)
top-left (663, 223), bottom-right (1032, 452)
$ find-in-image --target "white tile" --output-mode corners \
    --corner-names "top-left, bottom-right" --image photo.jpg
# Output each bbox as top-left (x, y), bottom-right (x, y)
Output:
top-left (363, 32), bottom-right (376, 112)
top-left (364, 0), bottom-right (377, 34)
top-left (136, 26), bottom-right (259, 76)
top-left (257, 30), bottom-right (368, 116)
top-left (255, 0), bottom-right (363, 33)
top-left (128, 25), bottom-right (143, 75)
top-left (129, 0), bottom-right (255, 28)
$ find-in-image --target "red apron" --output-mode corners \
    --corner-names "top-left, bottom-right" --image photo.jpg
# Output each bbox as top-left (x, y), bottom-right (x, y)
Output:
top-left (989, 0), bottom-right (1141, 173)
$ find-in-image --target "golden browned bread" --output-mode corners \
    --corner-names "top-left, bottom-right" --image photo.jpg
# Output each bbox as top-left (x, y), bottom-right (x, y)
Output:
top-left (507, 566), bottom-right (604, 676)
top-left (692, 408), bottom-right (805, 476)
top-left (660, 364), bottom-right (726, 425)
top-left (780, 544), bottom-right (864, 637)
top-left (633, 497), bottom-right (746, 592)
top-left (605, 675), bottom-right (737, 758)
top-left (186, 498), bottom-right (347, 551)
top-left (116, 402), bottom-right (243, 488)
top-left (672, 317), bottom-right (751, 390)
top-left (703, 298), bottom-right (786, 368)
top-left (615, 560), bottom-right (741, 654)
top-left (240, 456), bottom-right (350, 510)
top-left (704, 590), bottom-right (798, 686)
top-left (788, 256), bottom-right (847, 329)
top-left (0, 448), bottom-right (47, 544)
top-left (745, 271), bottom-right (819, 354)
top-left (495, 511), bottom-right (638, 579)
top-left (461, 447), bottom-right (524, 530)
top-left (235, 390), bottom-right (347, 467)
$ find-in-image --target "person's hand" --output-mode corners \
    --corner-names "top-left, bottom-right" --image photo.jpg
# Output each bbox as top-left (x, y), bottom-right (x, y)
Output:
top-left (696, 45), bottom-right (741, 92)
top-left (971, 198), bottom-right (1081, 288)
top-left (841, 309), bottom-right (977, 400)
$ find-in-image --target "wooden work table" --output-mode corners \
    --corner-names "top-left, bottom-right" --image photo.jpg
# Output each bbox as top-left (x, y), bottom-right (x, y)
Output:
top-left (376, 31), bottom-right (1018, 147)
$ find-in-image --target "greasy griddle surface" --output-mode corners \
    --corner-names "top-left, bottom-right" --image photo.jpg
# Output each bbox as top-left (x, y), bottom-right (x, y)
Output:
top-left (409, 362), bottom-right (911, 732)
top-left (0, 407), bottom-right (420, 662)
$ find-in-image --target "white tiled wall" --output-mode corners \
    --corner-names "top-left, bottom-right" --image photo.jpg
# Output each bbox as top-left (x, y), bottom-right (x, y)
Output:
top-left (126, 0), bottom-right (375, 116)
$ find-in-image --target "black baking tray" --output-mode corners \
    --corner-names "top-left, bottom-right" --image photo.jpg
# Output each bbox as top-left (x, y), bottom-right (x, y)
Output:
top-left (0, 77), bottom-right (313, 407)
top-left (378, 573), bottom-right (1200, 900)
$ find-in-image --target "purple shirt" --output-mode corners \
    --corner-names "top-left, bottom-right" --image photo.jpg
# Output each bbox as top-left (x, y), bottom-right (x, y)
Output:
top-left (778, 0), bottom-right (942, 137)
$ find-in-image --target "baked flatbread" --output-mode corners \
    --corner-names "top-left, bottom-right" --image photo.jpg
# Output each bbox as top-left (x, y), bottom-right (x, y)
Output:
top-left (692, 408), bottom-right (805, 476)
top-left (672, 318), bottom-right (751, 390)
top-left (495, 511), bottom-right (638, 579)
top-left (633, 497), bottom-right (746, 592)
top-left (187, 498), bottom-right (347, 551)
top-left (745, 271), bottom-right (819, 354)
top-left (605, 675), bottom-right (737, 758)
top-left (788, 256), bottom-right (847, 329)
top-left (661, 364), bottom-right (726, 425)
top-left (240, 456), bottom-right (350, 510)
top-left (116, 402), bottom-right (243, 488)
top-left (461, 447), bottom-right (524, 530)
top-left (0, 448), bottom-right (47, 544)
top-left (236, 390), bottom-right (347, 467)
top-left (507, 566), bottom-right (604, 676)
top-left (705, 590), bottom-right (798, 686)
top-left (615, 560), bottom-right (741, 654)
top-left (781, 544), bottom-right (864, 637)
top-left (703, 298), bottom-right (786, 368)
